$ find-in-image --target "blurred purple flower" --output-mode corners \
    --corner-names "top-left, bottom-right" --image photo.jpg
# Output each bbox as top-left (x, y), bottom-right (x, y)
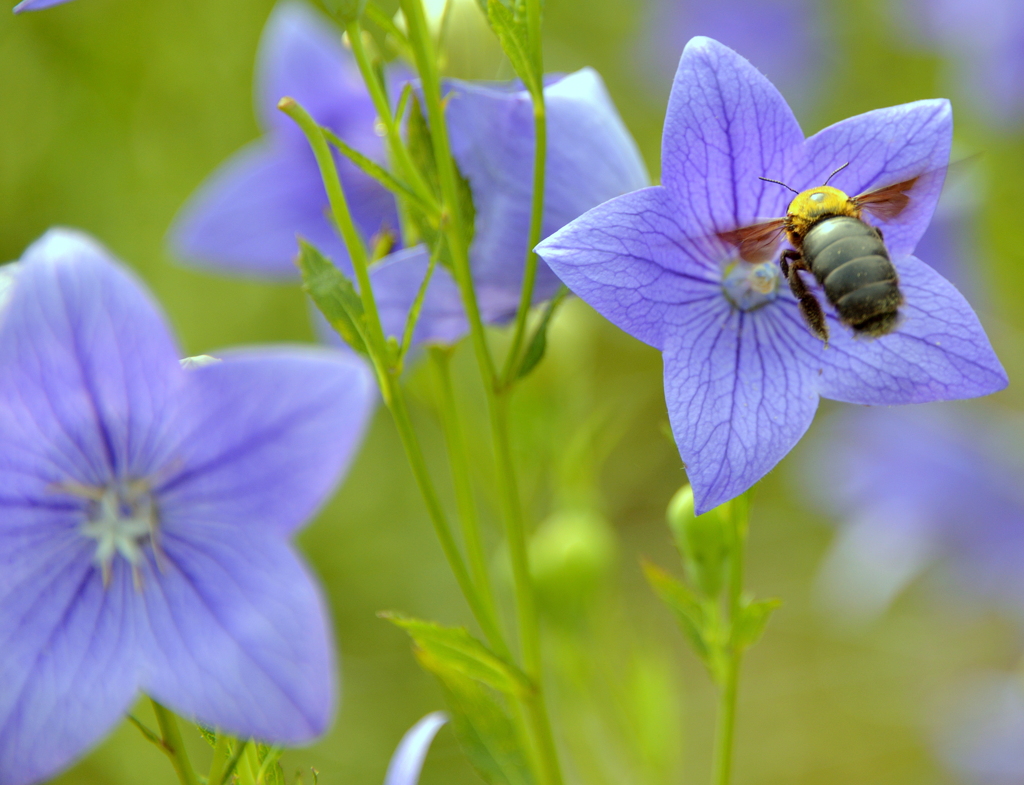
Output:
top-left (535, 37), bottom-right (1006, 514)
top-left (170, 0), bottom-right (399, 279)
top-left (638, 0), bottom-right (827, 109)
top-left (900, 0), bottom-right (1024, 126)
top-left (810, 404), bottom-right (1024, 625)
top-left (935, 673), bottom-right (1024, 785)
top-left (0, 229), bottom-right (376, 785)
top-left (384, 712), bottom-right (449, 785)
top-left (370, 68), bottom-right (649, 345)
top-left (12, 0), bottom-right (74, 12)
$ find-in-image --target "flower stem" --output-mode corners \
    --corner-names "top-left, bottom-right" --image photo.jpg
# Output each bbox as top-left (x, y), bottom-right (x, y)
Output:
top-left (501, 1), bottom-right (548, 385)
top-left (398, 4), bottom-right (562, 785)
top-left (429, 347), bottom-right (503, 636)
top-left (149, 700), bottom-right (200, 785)
top-left (207, 733), bottom-right (231, 785)
top-left (710, 494), bottom-right (749, 785)
top-left (280, 96), bottom-right (506, 654)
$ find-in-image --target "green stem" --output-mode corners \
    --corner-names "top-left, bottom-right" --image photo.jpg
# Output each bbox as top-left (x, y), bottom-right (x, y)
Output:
top-left (150, 701), bottom-right (200, 785)
top-left (398, 5), bottom-right (562, 784)
top-left (501, 59), bottom-right (547, 382)
top-left (281, 96), bottom-right (505, 653)
top-left (711, 494), bottom-right (749, 785)
top-left (207, 733), bottom-right (232, 785)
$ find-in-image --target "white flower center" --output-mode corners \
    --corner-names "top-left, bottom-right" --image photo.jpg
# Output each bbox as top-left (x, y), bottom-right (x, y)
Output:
top-left (72, 480), bottom-right (160, 588)
top-left (721, 259), bottom-right (781, 311)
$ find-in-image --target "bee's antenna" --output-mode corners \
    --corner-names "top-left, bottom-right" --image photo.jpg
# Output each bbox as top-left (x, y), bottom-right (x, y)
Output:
top-left (759, 176), bottom-right (799, 195)
top-left (823, 162), bottom-right (850, 186)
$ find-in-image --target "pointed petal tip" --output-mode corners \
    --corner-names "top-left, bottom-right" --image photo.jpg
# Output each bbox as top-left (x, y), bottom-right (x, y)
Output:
top-left (384, 712), bottom-right (450, 785)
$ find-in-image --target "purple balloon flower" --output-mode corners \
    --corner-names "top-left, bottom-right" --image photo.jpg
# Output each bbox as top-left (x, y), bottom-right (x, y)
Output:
top-left (384, 712), bottom-right (449, 785)
top-left (170, 0), bottom-right (399, 279)
top-left (370, 68), bottom-right (650, 345)
top-left (12, 0), bottom-right (74, 11)
top-left (0, 229), bottom-right (376, 785)
top-left (810, 404), bottom-right (1024, 625)
top-left (535, 37), bottom-right (1007, 514)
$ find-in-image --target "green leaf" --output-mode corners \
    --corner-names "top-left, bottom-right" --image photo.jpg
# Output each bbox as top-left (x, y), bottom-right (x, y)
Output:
top-left (642, 561), bottom-right (710, 662)
top-left (485, 0), bottom-right (540, 96)
top-left (322, 128), bottom-right (438, 218)
top-left (383, 613), bottom-right (532, 697)
top-left (296, 239), bottom-right (368, 355)
top-left (254, 743), bottom-right (286, 785)
top-left (516, 287), bottom-right (568, 380)
top-left (195, 723), bottom-right (217, 747)
top-left (415, 647), bottom-right (536, 785)
top-left (732, 597), bottom-right (781, 651)
top-left (320, 0), bottom-right (366, 25)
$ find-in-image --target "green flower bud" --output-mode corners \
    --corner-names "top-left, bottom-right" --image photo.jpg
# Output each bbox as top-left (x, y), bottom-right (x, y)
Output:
top-left (666, 485), bottom-right (732, 599)
top-left (530, 509), bottom-right (617, 621)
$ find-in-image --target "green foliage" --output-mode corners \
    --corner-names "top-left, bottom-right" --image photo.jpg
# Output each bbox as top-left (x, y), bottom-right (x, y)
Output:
top-left (731, 597), bottom-right (781, 651)
top-left (295, 239), bottom-right (368, 355)
top-left (483, 0), bottom-right (541, 96)
top-left (385, 614), bottom-right (536, 785)
top-left (642, 561), bottom-right (711, 664)
top-left (515, 287), bottom-right (569, 380)
top-left (319, 0), bottom-right (367, 25)
top-left (383, 613), bottom-right (532, 697)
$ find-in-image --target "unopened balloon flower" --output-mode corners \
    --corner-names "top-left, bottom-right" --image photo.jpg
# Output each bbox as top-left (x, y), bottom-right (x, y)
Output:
top-left (0, 230), bottom-right (375, 785)
top-left (536, 37), bottom-right (1006, 514)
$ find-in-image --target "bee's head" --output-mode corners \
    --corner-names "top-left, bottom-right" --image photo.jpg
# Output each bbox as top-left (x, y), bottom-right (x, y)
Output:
top-left (786, 185), bottom-right (856, 222)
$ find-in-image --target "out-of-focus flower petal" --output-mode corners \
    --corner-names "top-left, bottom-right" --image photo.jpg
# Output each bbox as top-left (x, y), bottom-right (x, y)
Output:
top-left (801, 256), bottom-right (1007, 404)
top-left (12, 0), bottom-right (75, 12)
top-left (660, 37), bottom-right (804, 236)
top-left (383, 712), bottom-right (449, 785)
top-left (138, 529), bottom-right (334, 744)
top-left (170, 141), bottom-right (396, 279)
top-left (169, 0), bottom-right (398, 280)
top-left (536, 187), bottom-right (719, 351)
top-left (157, 347), bottom-right (375, 537)
top-left (0, 229), bottom-right (182, 488)
top-left (445, 67), bottom-right (649, 303)
top-left (796, 100), bottom-right (952, 257)
top-left (371, 246), bottom-right (470, 346)
top-left (255, 0), bottom-right (380, 152)
top-left (0, 541), bottom-right (139, 785)
top-left (664, 303), bottom-right (819, 514)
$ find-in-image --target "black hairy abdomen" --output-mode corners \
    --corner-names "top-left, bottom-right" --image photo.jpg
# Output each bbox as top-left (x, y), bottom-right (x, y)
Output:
top-left (801, 215), bottom-right (902, 336)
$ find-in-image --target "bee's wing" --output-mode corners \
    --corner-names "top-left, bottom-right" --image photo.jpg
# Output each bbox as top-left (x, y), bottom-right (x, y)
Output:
top-left (850, 175), bottom-right (921, 221)
top-left (717, 218), bottom-right (787, 263)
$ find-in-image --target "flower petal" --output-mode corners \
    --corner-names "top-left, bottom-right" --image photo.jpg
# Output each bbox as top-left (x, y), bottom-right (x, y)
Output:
top-left (12, 0), bottom-right (74, 12)
top-left (255, 0), bottom-right (380, 154)
top-left (536, 187), bottom-right (721, 351)
top-left (0, 229), bottom-right (182, 488)
top-left (663, 302), bottom-right (819, 514)
top-left (777, 255), bottom-right (1007, 404)
top-left (138, 529), bottom-right (334, 744)
top-left (371, 246), bottom-right (470, 345)
top-left (170, 142), bottom-right (396, 279)
top-left (660, 36), bottom-right (804, 236)
top-left (0, 535), bottom-right (139, 785)
top-left (445, 68), bottom-right (648, 306)
top-left (796, 99), bottom-right (952, 256)
top-left (384, 712), bottom-right (449, 785)
top-left (156, 347), bottom-right (375, 537)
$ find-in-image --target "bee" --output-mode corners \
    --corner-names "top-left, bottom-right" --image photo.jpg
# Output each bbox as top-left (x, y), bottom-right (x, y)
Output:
top-left (720, 162), bottom-right (931, 343)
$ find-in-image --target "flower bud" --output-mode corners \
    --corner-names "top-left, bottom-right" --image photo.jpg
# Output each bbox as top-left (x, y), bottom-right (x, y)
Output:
top-left (666, 485), bottom-right (732, 599)
top-left (530, 509), bottom-right (617, 621)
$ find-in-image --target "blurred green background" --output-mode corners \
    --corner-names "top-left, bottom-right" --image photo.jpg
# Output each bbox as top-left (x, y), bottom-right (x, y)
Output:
top-left (1, 0), bottom-right (1023, 783)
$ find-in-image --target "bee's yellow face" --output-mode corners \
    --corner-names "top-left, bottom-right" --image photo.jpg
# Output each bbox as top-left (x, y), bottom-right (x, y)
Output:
top-left (785, 186), bottom-right (861, 243)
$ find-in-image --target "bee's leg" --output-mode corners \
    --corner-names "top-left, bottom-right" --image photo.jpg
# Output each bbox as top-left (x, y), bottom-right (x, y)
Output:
top-left (779, 248), bottom-right (800, 278)
top-left (786, 256), bottom-right (829, 344)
